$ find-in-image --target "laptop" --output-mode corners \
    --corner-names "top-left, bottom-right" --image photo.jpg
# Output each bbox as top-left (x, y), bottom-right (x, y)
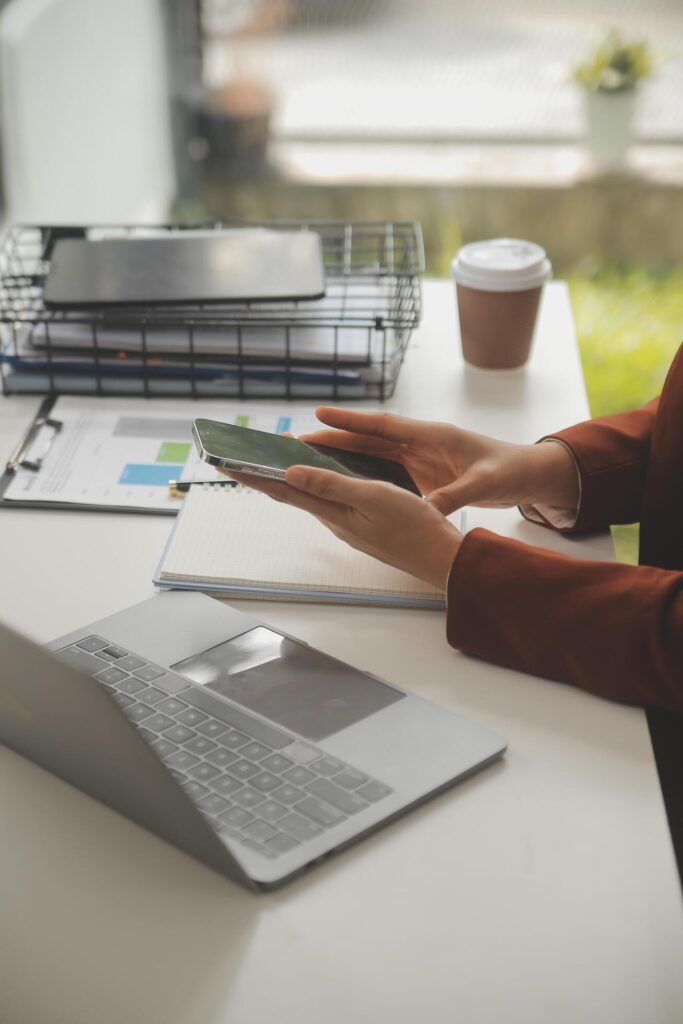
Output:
top-left (0, 591), bottom-right (506, 890)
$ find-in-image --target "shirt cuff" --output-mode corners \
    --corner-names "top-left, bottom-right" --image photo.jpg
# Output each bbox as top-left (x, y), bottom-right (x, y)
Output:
top-left (518, 439), bottom-right (582, 531)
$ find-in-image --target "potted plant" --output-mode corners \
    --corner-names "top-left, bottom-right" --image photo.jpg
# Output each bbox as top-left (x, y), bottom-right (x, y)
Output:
top-left (573, 29), bottom-right (655, 168)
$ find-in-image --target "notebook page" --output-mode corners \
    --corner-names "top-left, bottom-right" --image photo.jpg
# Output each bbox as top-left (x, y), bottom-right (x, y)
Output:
top-left (160, 487), bottom-right (444, 601)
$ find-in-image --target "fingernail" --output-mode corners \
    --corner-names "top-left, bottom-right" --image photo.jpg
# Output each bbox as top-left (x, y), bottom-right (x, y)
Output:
top-left (287, 467), bottom-right (308, 487)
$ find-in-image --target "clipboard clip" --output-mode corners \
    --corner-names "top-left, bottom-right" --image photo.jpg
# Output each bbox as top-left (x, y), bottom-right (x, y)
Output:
top-left (7, 415), bottom-right (63, 473)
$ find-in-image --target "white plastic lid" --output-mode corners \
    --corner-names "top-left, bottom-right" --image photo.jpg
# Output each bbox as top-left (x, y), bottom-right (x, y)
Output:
top-left (451, 238), bottom-right (552, 292)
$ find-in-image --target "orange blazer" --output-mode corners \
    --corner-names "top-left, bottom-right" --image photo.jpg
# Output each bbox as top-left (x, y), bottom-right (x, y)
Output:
top-left (447, 344), bottom-right (683, 713)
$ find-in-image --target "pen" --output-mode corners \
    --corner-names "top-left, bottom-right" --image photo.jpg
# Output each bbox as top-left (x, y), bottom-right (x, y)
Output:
top-left (168, 479), bottom-right (239, 497)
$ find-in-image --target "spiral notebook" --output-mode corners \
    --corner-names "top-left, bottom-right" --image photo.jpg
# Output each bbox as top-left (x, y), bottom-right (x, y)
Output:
top-left (153, 486), bottom-right (453, 608)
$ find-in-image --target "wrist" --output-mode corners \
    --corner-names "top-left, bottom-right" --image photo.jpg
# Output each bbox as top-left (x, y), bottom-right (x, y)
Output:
top-left (526, 440), bottom-right (580, 509)
top-left (424, 526), bottom-right (462, 591)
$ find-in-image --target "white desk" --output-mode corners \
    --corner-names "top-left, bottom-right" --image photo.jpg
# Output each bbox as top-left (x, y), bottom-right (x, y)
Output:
top-left (1, 281), bottom-right (681, 1024)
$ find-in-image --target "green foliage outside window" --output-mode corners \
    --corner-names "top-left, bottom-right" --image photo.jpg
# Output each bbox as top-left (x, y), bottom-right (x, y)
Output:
top-left (567, 262), bottom-right (683, 563)
top-left (567, 263), bottom-right (683, 417)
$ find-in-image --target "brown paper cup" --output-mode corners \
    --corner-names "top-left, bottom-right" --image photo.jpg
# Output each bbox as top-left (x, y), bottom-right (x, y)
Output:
top-left (456, 283), bottom-right (543, 370)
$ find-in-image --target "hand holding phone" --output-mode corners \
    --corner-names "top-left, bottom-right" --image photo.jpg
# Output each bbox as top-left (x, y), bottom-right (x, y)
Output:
top-left (192, 419), bottom-right (421, 494)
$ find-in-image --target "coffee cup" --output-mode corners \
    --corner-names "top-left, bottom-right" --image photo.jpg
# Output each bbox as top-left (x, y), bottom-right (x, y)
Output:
top-left (451, 238), bottom-right (552, 370)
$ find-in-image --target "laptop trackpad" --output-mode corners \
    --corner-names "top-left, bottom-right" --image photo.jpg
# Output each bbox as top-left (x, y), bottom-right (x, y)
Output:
top-left (171, 626), bottom-right (403, 742)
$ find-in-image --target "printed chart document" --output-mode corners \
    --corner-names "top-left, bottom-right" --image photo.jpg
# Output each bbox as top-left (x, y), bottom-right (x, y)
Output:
top-left (3, 396), bottom-right (319, 513)
top-left (154, 486), bottom-right (458, 609)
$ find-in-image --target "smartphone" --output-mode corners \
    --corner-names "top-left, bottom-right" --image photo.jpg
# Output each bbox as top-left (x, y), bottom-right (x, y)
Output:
top-left (192, 418), bottom-right (421, 495)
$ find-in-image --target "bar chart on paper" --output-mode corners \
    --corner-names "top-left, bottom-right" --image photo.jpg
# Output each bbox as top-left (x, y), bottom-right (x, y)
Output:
top-left (3, 397), bottom-right (319, 512)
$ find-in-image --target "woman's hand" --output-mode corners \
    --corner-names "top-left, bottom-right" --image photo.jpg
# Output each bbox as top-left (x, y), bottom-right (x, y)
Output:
top-left (222, 466), bottom-right (463, 590)
top-left (299, 407), bottom-right (580, 516)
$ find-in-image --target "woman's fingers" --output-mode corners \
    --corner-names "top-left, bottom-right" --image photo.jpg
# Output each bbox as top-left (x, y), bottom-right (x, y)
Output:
top-left (224, 465), bottom-right (360, 525)
top-left (312, 406), bottom-right (423, 443)
top-left (221, 461), bottom-right (396, 525)
top-left (298, 428), bottom-right (401, 455)
top-left (285, 465), bottom-right (371, 512)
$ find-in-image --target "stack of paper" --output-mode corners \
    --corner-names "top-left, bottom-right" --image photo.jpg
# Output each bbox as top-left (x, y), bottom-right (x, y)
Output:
top-left (1, 286), bottom-right (404, 399)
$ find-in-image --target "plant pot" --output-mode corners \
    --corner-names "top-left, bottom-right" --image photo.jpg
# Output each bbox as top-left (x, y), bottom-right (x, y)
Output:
top-left (196, 79), bottom-right (275, 173)
top-left (584, 88), bottom-right (637, 169)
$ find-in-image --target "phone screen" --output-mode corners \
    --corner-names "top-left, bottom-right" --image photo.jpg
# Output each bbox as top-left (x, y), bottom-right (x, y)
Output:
top-left (193, 419), bottom-right (420, 494)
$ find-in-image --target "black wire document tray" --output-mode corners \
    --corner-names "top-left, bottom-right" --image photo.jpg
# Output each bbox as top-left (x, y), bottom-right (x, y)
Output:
top-left (0, 221), bottom-right (424, 401)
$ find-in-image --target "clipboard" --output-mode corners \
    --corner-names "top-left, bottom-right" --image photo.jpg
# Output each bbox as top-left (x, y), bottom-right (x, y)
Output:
top-left (0, 397), bottom-right (178, 515)
top-left (0, 396), bottom-right (321, 515)
top-left (5, 396), bottom-right (62, 473)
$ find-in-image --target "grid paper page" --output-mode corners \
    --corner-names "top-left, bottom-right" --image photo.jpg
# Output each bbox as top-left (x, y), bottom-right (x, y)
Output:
top-left (159, 487), bottom-right (444, 602)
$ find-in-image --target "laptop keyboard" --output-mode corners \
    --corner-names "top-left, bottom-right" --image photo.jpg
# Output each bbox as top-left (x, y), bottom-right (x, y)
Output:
top-left (58, 635), bottom-right (393, 861)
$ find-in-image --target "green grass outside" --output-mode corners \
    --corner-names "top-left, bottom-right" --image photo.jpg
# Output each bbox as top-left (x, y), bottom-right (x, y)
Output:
top-left (566, 263), bottom-right (683, 563)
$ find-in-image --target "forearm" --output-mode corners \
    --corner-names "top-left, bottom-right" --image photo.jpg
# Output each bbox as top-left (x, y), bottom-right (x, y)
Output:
top-left (447, 529), bottom-right (683, 713)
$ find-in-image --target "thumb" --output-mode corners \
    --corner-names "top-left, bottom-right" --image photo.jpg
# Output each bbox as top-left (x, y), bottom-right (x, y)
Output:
top-left (285, 465), bottom-right (365, 504)
top-left (426, 475), bottom-right (480, 515)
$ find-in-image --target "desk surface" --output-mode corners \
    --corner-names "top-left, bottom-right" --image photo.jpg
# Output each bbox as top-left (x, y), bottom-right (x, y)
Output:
top-left (0, 281), bottom-right (681, 1024)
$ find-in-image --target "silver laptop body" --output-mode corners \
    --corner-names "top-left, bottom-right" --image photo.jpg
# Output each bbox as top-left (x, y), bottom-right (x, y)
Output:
top-left (0, 591), bottom-right (506, 890)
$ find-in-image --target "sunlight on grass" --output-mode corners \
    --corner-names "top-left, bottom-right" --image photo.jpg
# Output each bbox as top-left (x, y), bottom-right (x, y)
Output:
top-left (567, 263), bottom-right (683, 417)
top-left (567, 263), bottom-right (683, 564)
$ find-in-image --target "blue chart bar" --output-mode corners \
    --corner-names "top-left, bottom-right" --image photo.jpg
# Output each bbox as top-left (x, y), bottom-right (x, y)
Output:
top-left (276, 416), bottom-right (291, 435)
top-left (119, 464), bottom-right (185, 486)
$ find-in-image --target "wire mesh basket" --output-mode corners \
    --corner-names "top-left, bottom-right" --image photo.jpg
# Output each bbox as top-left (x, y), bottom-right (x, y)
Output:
top-left (0, 221), bottom-right (424, 401)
